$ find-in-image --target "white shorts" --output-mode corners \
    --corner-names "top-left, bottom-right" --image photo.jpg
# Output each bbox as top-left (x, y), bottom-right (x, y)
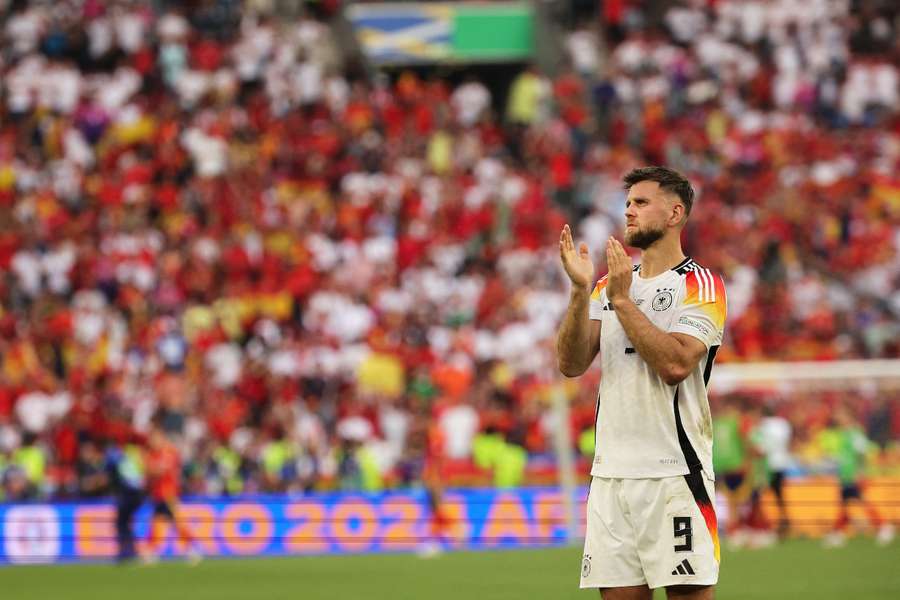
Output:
top-left (580, 471), bottom-right (720, 590)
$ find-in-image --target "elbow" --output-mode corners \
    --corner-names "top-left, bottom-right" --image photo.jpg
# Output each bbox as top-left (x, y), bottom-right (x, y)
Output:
top-left (557, 359), bottom-right (585, 378)
top-left (660, 364), bottom-right (690, 386)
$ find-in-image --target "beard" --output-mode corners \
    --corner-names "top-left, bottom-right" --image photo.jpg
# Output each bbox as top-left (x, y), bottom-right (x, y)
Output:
top-left (624, 224), bottom-right (665, 249)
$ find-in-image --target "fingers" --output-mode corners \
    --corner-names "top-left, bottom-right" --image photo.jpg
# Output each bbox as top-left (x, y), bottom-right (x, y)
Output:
top-left (615, 239), bottom-right (631, 267)
top-left (560, 224), bottom-right (586, 261)
top-left (559, 225), bottom-right (569, 261)
top-left (607, 237), bottom-right (627, 262)
top-left (606, 237), bottom-right (629, 272)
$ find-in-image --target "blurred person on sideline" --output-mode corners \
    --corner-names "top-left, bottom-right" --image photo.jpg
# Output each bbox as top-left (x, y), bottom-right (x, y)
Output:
top-left (7, 432), bottom-right (47, 501)
top-left (401, 422), bottom-right (452, 559)
top-left (740, 405), bottom-right (776, 549)
top-left (750, 404), bottom-right (793, 540)
top-left (820, 407), bottom-right (895, 548)
top-left (558, 167), bottom-right (726, 599)
top-left (105, 439), bottom-right (145, 563)
top-left (76, 438), bottom-right (110, 497)
top-left (712, 398), bottom-right (752, 546)
top-left (142, 418), bottom-right (202, 564)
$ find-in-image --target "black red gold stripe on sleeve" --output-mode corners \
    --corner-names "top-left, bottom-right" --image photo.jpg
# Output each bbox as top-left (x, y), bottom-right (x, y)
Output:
top-left (684, 270), bottom-right (727, 329)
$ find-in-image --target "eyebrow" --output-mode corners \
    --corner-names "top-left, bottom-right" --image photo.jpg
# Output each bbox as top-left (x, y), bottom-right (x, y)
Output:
top-left (626, 195), bottom-right (684, 207)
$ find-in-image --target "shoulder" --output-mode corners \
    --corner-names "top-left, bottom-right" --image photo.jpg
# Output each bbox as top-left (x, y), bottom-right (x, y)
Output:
top-left (678, 261), bottom-right (726, 305)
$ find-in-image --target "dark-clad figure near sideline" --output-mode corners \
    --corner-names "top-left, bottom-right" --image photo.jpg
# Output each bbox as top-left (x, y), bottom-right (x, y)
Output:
top-left (105, 441), bottom-right (144, 563)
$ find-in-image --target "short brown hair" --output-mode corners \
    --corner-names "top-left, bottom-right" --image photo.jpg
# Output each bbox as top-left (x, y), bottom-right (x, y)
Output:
top-left (623, 166), bottom-right (695, 216)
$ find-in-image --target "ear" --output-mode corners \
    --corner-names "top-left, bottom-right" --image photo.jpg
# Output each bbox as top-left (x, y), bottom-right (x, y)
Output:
top-left (669, 202), bottom-right (686, 227)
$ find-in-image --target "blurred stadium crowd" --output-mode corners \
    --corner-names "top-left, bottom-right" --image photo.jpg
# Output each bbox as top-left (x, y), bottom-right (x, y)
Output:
top-left (0, 0), bottom-right (898, 501)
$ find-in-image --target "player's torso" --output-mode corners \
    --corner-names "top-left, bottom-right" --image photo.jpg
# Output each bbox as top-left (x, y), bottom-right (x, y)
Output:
top-left (597, 269), bottom-right (685, 404)
top-left (599, 270), bottom-right (683, 358)
top-left (589, 258), bottom-right (726, 479)
top-left (593, 270), bottom-right (691, 477)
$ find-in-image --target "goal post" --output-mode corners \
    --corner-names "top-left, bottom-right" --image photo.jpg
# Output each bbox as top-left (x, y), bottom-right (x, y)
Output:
top-left (710, 359), bottom-right (900, 393)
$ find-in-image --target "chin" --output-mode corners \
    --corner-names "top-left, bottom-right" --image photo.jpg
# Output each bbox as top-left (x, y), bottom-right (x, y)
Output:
top-left (623, 232), bottom-right (642, 248)
top-left (625, 228), bottom-right (664, 249)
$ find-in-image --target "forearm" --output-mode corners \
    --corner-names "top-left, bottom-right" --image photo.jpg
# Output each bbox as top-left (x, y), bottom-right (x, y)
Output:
top-left (611, 297), bottom-right (691, 385)
top-left (556, 285), bottom-right (593, 376)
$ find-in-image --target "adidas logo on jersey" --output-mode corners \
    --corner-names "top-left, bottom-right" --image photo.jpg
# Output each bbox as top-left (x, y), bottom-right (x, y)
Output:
top-left (671, 559), bottom-right (695, 575)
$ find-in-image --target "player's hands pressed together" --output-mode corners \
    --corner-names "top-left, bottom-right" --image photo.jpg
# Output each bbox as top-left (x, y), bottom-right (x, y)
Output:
top-left (605, 237), bottom-right (633, 305)
top-left (559, 224), bottom-right (594, 290)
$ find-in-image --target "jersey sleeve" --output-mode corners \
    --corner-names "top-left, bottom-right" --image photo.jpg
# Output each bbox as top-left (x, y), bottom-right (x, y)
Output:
top-left (669, 269), bottom-right (727, 348)
top-left (588, 276), bottom-right (608, 321)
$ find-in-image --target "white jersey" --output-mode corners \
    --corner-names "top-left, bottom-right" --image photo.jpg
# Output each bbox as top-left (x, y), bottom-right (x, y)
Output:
top-left (754, 416), bottom-right (793, 472)
top-left (588, 257), bottom-right (727, 479)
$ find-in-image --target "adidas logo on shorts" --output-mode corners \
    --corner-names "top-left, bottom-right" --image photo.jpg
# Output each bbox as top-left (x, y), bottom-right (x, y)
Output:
top-left (671, 559), bottom-right (695, 576)
top-left (581, 555), bottom-right (592, 578)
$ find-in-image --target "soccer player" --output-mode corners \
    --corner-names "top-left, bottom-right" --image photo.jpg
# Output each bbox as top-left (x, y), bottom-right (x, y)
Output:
top-left (558, 167), bottom-right (726, 600)
top-left (736, 404), bottom-right (776, 549)
top-left (142, 421), bottom-right (201, 564)
top-left (750, 404), bottom-right (793, 541)
top-left (820, 406), bottom-right (895, 548)
top-left (711, 398), bottom-right (752, 545)
top-left (402, 422), bottom-right (452, 558)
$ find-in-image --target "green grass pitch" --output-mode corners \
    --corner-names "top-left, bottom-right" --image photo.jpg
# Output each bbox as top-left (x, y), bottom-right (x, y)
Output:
top-left (1, 539), bottom-right (897, 599)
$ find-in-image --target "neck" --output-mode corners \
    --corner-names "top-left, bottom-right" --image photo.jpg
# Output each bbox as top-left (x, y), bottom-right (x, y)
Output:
top-left (638, 234), bottom-right (686, 279)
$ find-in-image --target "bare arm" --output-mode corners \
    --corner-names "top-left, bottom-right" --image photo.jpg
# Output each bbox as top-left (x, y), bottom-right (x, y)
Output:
top-left (557, 285), bottom-right (602, 377)
top-left (610, 297), bottom-right (706, 385)
top-left (556, 225), bottom-right (602, 377)
top-left (605, 238), bottom-right (707, 386)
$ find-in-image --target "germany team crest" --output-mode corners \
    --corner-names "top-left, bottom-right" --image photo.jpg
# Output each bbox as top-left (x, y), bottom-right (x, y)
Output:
top-left (652, 290), bottom-right (674, 311)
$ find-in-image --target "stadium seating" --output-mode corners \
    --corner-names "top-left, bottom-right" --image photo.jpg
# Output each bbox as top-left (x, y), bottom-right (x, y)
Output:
top-left (0, 0), bottom-right (897, 500)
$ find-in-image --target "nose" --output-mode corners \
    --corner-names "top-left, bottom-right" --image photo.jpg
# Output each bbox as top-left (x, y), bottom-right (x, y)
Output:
top-left (624, 204), bottom-right (637, 219)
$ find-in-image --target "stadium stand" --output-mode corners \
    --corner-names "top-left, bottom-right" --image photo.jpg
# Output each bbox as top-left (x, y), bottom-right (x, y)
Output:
top-left (0, 0), bottom-right (897, 500)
